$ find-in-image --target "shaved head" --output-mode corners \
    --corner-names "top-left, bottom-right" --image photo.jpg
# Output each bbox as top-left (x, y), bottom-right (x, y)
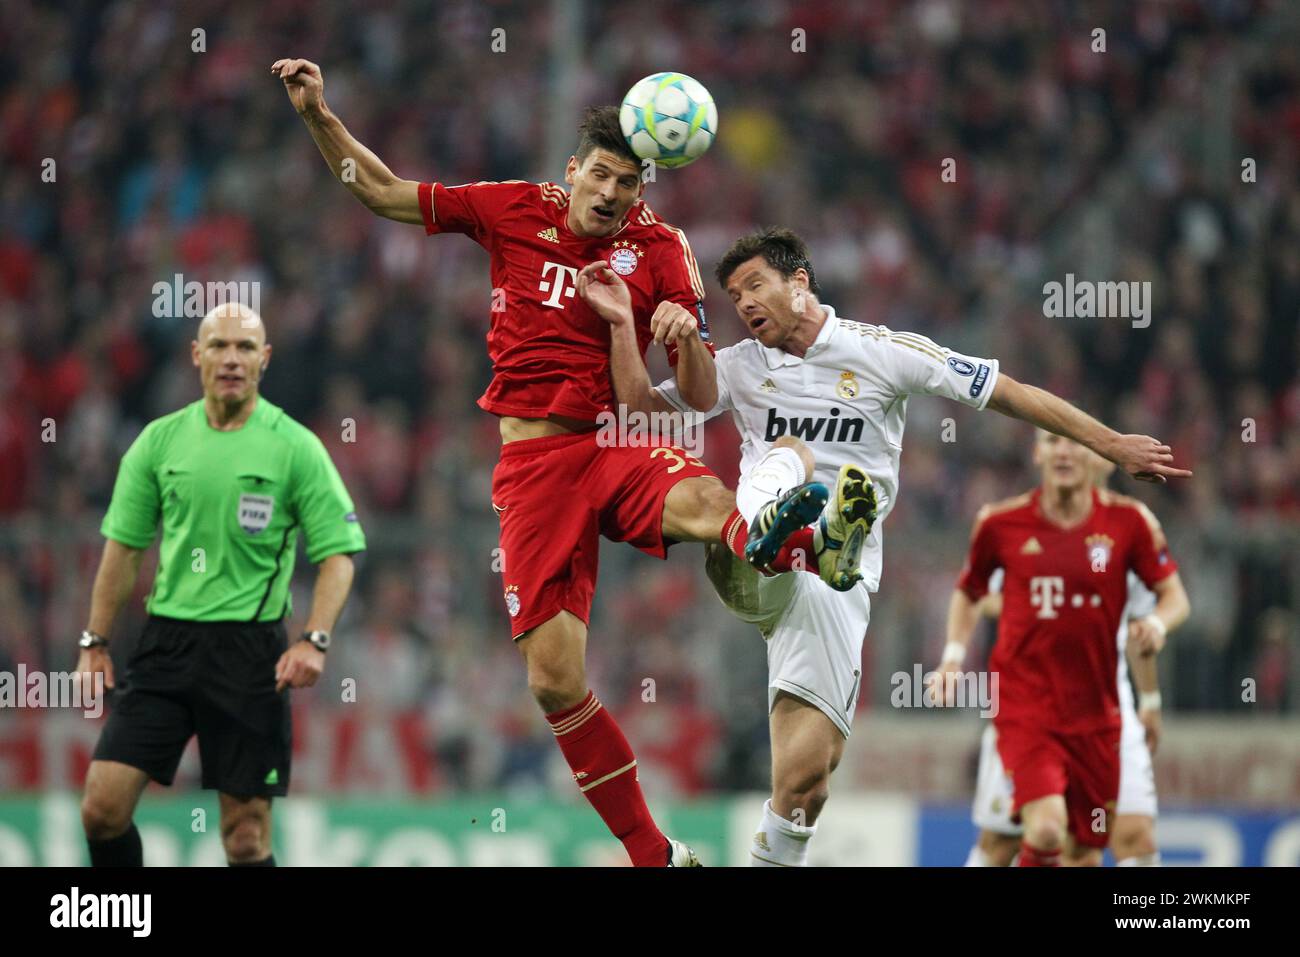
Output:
top-left (199, 302), bottom-right (266, 344)
top-left (192, 301), bottom-right (272, 424)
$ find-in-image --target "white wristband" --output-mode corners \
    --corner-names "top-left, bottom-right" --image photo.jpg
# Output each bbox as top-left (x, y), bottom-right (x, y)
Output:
top-left (1139, 690), bottom-right (1162, 711)
top-left (941, 641), bottom-right (967, 666)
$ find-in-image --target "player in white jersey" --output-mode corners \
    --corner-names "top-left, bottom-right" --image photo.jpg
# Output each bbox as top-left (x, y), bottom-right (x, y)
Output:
top-left (577, 227), bottom-right (1191, 866)
top-left (956, 456), bottom-right (1174, 866)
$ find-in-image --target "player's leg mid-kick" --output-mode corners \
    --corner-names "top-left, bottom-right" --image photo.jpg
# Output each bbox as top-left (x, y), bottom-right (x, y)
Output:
top-left (505, 434), bottom-right (831, 868)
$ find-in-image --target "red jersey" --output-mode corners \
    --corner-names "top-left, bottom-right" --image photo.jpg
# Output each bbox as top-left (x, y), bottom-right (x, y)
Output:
top-left (956, 486), bottom-right (1177, 734)
top-left (418, 180), bottom-right (710, 422)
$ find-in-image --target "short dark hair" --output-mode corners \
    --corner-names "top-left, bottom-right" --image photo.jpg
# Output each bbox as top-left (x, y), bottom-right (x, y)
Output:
top-left (715, 227), bottom-right (821, 297)
top-left (575, 106), bottom-right (640, 168)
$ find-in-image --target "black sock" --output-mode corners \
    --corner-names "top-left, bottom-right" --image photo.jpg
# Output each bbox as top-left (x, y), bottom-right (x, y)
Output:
top-left (229, 854), bottom-right (276, 867)
top-left (87, 823), bottom-right (143, 867)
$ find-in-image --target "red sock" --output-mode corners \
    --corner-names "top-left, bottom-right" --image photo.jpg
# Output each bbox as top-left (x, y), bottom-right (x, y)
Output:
top-left (1018, 842), bottom-right (1062, 867)
top-left (722, 509), bottom-right (816, 574)
top-left (546, 690), bottom-right (668, 867)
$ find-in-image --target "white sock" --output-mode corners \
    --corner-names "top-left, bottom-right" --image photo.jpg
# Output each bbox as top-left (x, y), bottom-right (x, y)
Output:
top-left (1116, 852), bottom-right (1161, 866)
top-left (965, 845), bottom-right (996, 867)
top-left (736, 447), bottom-right (807, 525)
top-left (749, 799), bottom-right (817, 867)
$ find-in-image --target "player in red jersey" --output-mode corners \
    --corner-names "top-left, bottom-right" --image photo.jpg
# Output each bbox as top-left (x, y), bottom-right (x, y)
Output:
top-left (273, 59), bottom-right (829, 865)
top-left (939, 431), bottom-right (1189, 866)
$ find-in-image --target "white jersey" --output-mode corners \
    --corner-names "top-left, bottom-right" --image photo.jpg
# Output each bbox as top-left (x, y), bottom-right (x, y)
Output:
top-left (656, 303), bottom-right (1000, 591)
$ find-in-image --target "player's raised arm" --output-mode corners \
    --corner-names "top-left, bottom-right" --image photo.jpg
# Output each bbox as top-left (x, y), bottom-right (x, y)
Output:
top-left (577, 262), bottom-right (680, 419)
top-left (986, 373), bottom-right (1193, 483)
top-left (653, 301), bottom-right (718, 412)
top-left (272, 58), bottom-right (422, 224)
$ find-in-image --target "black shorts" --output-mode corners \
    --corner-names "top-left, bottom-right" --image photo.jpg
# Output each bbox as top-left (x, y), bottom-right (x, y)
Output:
top-left (93, 615), bottom-right (292, 798)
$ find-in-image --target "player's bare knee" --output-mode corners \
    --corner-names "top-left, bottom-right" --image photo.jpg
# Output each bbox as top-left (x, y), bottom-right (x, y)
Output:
top-left (772, 436), bottom-right (815, 479)
top-left (222, 813), bottom-right (269, 863)
top-left (523, 651), bottom-right (587, 713)
top-left (523, 651), bottom-right (586, 712)
top-left (527, 672), bottom-right (586, 714)
top-left (81, 791), bottom-right (131, 840)
top-left (1023, 818), bottom-right (1064, 850)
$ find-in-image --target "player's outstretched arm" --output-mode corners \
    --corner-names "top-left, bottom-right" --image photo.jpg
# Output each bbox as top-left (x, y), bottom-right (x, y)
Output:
top-left (986, 373), bottom-right (1193, 483)
top-left (577, 262), bottom-right (679, 419)
top-left (272, 59), bottom-right (421, 224)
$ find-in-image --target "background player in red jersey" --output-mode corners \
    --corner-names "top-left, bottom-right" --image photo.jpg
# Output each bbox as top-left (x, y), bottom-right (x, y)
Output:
top-left (947, 451), bottom-right (1182, 867)
top-left (272, 58), bottom-right (824, 865)
top-left (939, 431), bottom-right (1189, 866)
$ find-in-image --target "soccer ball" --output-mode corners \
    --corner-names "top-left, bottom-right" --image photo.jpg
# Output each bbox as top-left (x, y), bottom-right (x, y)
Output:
top-left (619, 72), bottom-right (718, 169)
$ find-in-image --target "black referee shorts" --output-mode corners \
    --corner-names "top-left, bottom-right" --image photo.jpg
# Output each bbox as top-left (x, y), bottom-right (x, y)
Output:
top-left (93, 615), bottom-right (292, 798)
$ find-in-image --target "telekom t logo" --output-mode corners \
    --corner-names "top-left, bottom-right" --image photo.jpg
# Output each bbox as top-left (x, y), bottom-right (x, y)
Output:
top-left (539, 261), bottom-right (578, 309)
top-left (1029, 576), bottom-right (1065, 619)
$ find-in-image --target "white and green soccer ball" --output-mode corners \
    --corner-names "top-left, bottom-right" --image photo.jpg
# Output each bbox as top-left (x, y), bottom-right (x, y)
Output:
top-left (620, 72), bottom-right (717, 169)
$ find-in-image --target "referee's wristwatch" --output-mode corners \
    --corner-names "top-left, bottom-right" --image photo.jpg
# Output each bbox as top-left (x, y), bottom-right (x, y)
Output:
top-left (301, 630), bottom-right (331, 653)
top-left (79, 630), bottom-right (108, 650)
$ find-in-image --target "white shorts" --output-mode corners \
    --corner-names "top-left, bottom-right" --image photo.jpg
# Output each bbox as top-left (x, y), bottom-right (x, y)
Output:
top-left (971, 711), bottom-right (1158, 834)
top-left (705, 543), bottom-right (869, 738)
top-left (1116, 701), bottom-right (1158, 818)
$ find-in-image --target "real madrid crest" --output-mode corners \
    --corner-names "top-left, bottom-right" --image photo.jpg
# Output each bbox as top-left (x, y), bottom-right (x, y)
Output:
top-left (836, 371), bottom-right (859, 400)
top-left (608, 240), bottom-right (643, 276)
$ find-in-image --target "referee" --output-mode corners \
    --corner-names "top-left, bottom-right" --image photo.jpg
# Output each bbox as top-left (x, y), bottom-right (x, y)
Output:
top-left (77, 302), bottom-right (366, 866)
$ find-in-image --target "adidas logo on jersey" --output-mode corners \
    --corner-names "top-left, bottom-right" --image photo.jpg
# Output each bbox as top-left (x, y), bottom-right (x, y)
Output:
top-left (537, 226), bottom-right (559, 243)
top-left (758, 378), bottom-right (779, 394)
top-left (1021, 537), bottom-right (1043, 555)
top-left (763, 407), bottom-right (864, 443)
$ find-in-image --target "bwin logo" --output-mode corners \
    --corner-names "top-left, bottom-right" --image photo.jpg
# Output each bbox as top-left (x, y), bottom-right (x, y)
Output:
top-left (764, 407), bottom-right (863, 443)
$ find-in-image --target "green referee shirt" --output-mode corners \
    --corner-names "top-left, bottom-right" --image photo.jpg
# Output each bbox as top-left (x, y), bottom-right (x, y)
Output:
top-left (101, 397), bottom-right (366, 622)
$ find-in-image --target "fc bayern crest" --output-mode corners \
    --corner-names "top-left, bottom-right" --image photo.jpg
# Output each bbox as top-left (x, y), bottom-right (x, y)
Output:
top-left (1086, 534), bottom-right (1114, 573)
top-left (609, 240), bottom-right (642, 276)
top-left (504, 584), bottom-right (521, 618)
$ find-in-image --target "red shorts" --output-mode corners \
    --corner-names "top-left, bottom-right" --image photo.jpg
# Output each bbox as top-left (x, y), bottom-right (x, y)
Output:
top-left (995, 721), bottom-right (1121, 849)
top-left (490, 431), bottom-right (715, 639)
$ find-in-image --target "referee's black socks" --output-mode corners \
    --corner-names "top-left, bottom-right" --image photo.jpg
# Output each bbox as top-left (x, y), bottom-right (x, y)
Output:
top-left (87, 823), bottom-right (144, 867)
